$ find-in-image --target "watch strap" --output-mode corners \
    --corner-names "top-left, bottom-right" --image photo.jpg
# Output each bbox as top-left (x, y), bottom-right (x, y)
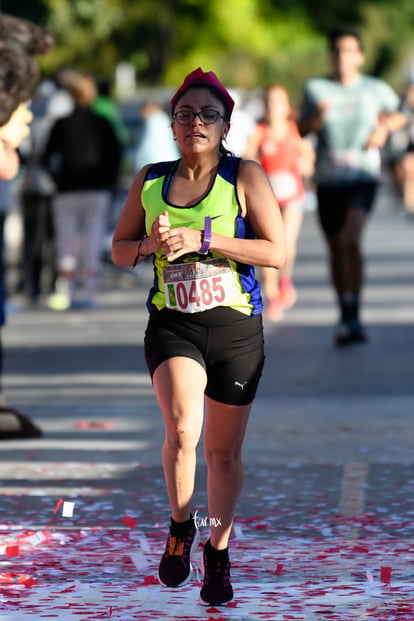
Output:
top-left (199, 216), bottom-right (212, 254)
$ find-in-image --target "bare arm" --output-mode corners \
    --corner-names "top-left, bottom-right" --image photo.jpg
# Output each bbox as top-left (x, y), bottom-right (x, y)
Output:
top-left (213, 159), bottom-right (286, 268)
top-left (113, 159), bottom-right (286, 270)
top-left (365, 111), bottom-right (408, 149)
top-left (112, 165), bottom-right (164, 268)
top-left (162, 160), bottom-right (286, 269)
top-left (297, 135), bottom-right (316, 178)
top-left (0, 103), bottom-right (33, 180)
top-left (0, 140), bottom-right (19, 180)
top-left (243, 125), bottom-right (262, 160)
top-left (298, 102), bottom-right (329, 136)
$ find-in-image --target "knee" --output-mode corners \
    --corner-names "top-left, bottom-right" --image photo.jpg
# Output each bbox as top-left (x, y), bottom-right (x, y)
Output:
top-left (403, 154), bottom-right (414, 176)
top-left (205, 447), bottom-right (242, 474)
top-left (342, 237), bottom-right (359, 253)
top-left (284, 245), bottom-right (296, 264)
top-left (165, 425), bottom-right (199, 453)
top-left (331, 234), bottom-right (359, 255)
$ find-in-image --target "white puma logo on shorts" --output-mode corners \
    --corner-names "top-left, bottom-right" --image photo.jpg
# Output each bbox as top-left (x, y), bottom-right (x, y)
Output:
top-left (234, 381), bottom-right (247, 390)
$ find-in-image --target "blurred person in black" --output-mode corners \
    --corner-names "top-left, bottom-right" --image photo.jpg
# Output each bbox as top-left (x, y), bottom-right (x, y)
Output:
top-left (42, 71), bottom-right (122, 310)
top-left (19, 79), bottom-right (73, 304)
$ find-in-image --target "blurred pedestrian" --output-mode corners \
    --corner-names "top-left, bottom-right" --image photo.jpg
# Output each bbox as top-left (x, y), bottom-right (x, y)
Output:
top-left (0, 179), bottom-right (13, 300)
top-left (0, 12), bottom-right (52, 438)
top-left (0, 179), bottom-right (41, 439)
top-left (225, 90), bottom-right (256, 157)
top-left (0, 13), bottom-right (54, 128)
top-left (18, 79), bottom-right (71, 303)
top-left (388, 83), bottom-right (414, 218)
top-left (91, 78), bottom-right (129, 147)
top-left (299, 25), bottom-right (406, 346)
top-left (245, 84), bottom-right (315, 320)
top-left (42, 72), bottom-right (122, 310)
top-left (112, 67), bottom-right (285, 605)
top-left (134, 100), bottom-right (179, 170)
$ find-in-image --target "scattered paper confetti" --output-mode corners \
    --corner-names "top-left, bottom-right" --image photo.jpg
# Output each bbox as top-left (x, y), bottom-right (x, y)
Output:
top-left (62, 501), bottom-right (75, 517)
top-left (143, 574), bottom-right (158, 585)
top-left (53, 498), bottom-right (64, 514)
top-left (1, 460), bottom-right (414, 619)
top-left (5, 544), bottom-right (19, 558)
top-left (380, 566), bottom-right (392, 584)
top-left (122, 515), bottom-right (137, 529)
top-left (366, 570), bottom-right (374, 584)
top-left (232, 524), bottom-right (244, 539)
top-left (75, 421), bottom-right (115, 429)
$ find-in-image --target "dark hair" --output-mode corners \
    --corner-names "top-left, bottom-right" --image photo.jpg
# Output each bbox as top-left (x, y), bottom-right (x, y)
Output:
top-left (172, 84), bottom-right (233, 156)
top-left (328, 25), bottom-right (363, 52)
top-left (0, 14), bottom-right (54, 127)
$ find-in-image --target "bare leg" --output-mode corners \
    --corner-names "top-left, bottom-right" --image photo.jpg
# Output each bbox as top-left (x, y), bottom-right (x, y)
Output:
top-left (203, 396), bottom-right (251, 550)
top-left (401, 152), bottom-right (414, 213)
top-left (153, 356), bottom-right (206, 523)
top-left (260, 266), bottom-right (279, 302)
top-left (280, 203), bottom-right (303, 281)
top-left (327, 207), bottom-right (367, 298)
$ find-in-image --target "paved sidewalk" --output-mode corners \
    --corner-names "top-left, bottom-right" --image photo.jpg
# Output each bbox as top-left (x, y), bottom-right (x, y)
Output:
top-left (0, 187), bottom-right (413, 620)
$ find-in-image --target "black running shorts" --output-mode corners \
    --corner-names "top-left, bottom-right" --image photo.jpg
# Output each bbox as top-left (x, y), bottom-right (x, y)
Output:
top-left (317, 182), bottom-right (377, 238)
top-left (144, 307), bottom-right (265, 406)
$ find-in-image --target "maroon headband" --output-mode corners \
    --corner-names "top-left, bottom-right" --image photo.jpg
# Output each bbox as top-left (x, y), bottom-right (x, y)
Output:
top-left (170, 67), bottom-right (235, 116)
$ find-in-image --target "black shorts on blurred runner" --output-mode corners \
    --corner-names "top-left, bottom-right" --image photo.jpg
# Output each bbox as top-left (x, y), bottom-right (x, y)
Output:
top-left (317, 182), bottom-right (377, 238)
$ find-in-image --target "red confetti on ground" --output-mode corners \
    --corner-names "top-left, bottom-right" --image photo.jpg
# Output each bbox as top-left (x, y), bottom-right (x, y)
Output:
top-left (52, 498), bottom-right (64, 514)
top-left (122, 515), bottom-right (137, 529)
top-left (380, 566), bottom-right (392, 583)
top-left (5, 544), bottom-right (19, 558)
top-left (21, 576), bottom-right (38, 587)
top-left (143, 574), bottom-right (158, 585)
top-left (0, 572), bottom-right (37, 586)
top-left (75, 421), bottom-right (115, 429)
top-left (0, 526), bottom-right (413, 619)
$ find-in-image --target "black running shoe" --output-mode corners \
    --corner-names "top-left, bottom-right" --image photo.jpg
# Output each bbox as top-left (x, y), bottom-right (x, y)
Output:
top-left (349, 319), bottom-right (368, 344)
top-left (199, 539), bottom-right (233, 606)
top-left (335, 320), bottom-right (353, 347)
top-left (157, 518), bottom-right (200, 588)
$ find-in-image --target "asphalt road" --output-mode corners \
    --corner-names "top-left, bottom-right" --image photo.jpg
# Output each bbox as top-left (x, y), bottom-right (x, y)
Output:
top-left (0, 184), bottom-right (413, 620)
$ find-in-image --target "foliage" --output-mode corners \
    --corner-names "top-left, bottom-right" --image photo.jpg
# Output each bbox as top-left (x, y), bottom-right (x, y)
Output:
top-left (2, 0), bottom-right (414, 100)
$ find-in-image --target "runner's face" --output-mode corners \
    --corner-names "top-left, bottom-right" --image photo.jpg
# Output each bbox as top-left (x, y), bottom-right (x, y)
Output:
top-left (330, 35), bottom-right (364, 81)
top-left (172, 88), bottom-right (228, 154)
top-left (266, 87), bottom-right (291, 122)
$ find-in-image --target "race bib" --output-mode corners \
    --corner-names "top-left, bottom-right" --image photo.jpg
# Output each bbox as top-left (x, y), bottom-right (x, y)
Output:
top-left (163, 258), bottom-right (239, 313)
top-left (269, 171), bottom-right (300, 202)
top-left (329, 148), bottom-right (381, 180)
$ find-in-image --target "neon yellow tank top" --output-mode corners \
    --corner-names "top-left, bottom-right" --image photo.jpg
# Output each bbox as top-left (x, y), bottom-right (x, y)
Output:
top-left (141, 156), bottom-right (263, 316)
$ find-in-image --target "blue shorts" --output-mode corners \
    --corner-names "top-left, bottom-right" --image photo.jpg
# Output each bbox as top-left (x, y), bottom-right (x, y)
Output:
top-left (144, 307), bottom-right (265, 406)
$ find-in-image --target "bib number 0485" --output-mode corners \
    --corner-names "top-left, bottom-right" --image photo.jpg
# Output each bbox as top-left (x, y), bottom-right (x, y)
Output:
top-left (168, 276), bottom-right (225, 311)
top-left (163, 257), bottom-right (238, 313)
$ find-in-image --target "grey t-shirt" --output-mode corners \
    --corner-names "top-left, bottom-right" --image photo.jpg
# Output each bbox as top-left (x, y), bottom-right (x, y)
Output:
top-left (300, 74), bottom-right (400, 185)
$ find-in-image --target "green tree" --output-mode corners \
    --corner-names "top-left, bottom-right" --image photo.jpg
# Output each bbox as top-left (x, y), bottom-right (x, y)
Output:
top-left (2, 0), bottom-right (414, 98)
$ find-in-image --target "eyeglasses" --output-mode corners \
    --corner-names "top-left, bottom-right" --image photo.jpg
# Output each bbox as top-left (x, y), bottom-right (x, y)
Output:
top-left (173, 109), bottom-right (225, 125)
